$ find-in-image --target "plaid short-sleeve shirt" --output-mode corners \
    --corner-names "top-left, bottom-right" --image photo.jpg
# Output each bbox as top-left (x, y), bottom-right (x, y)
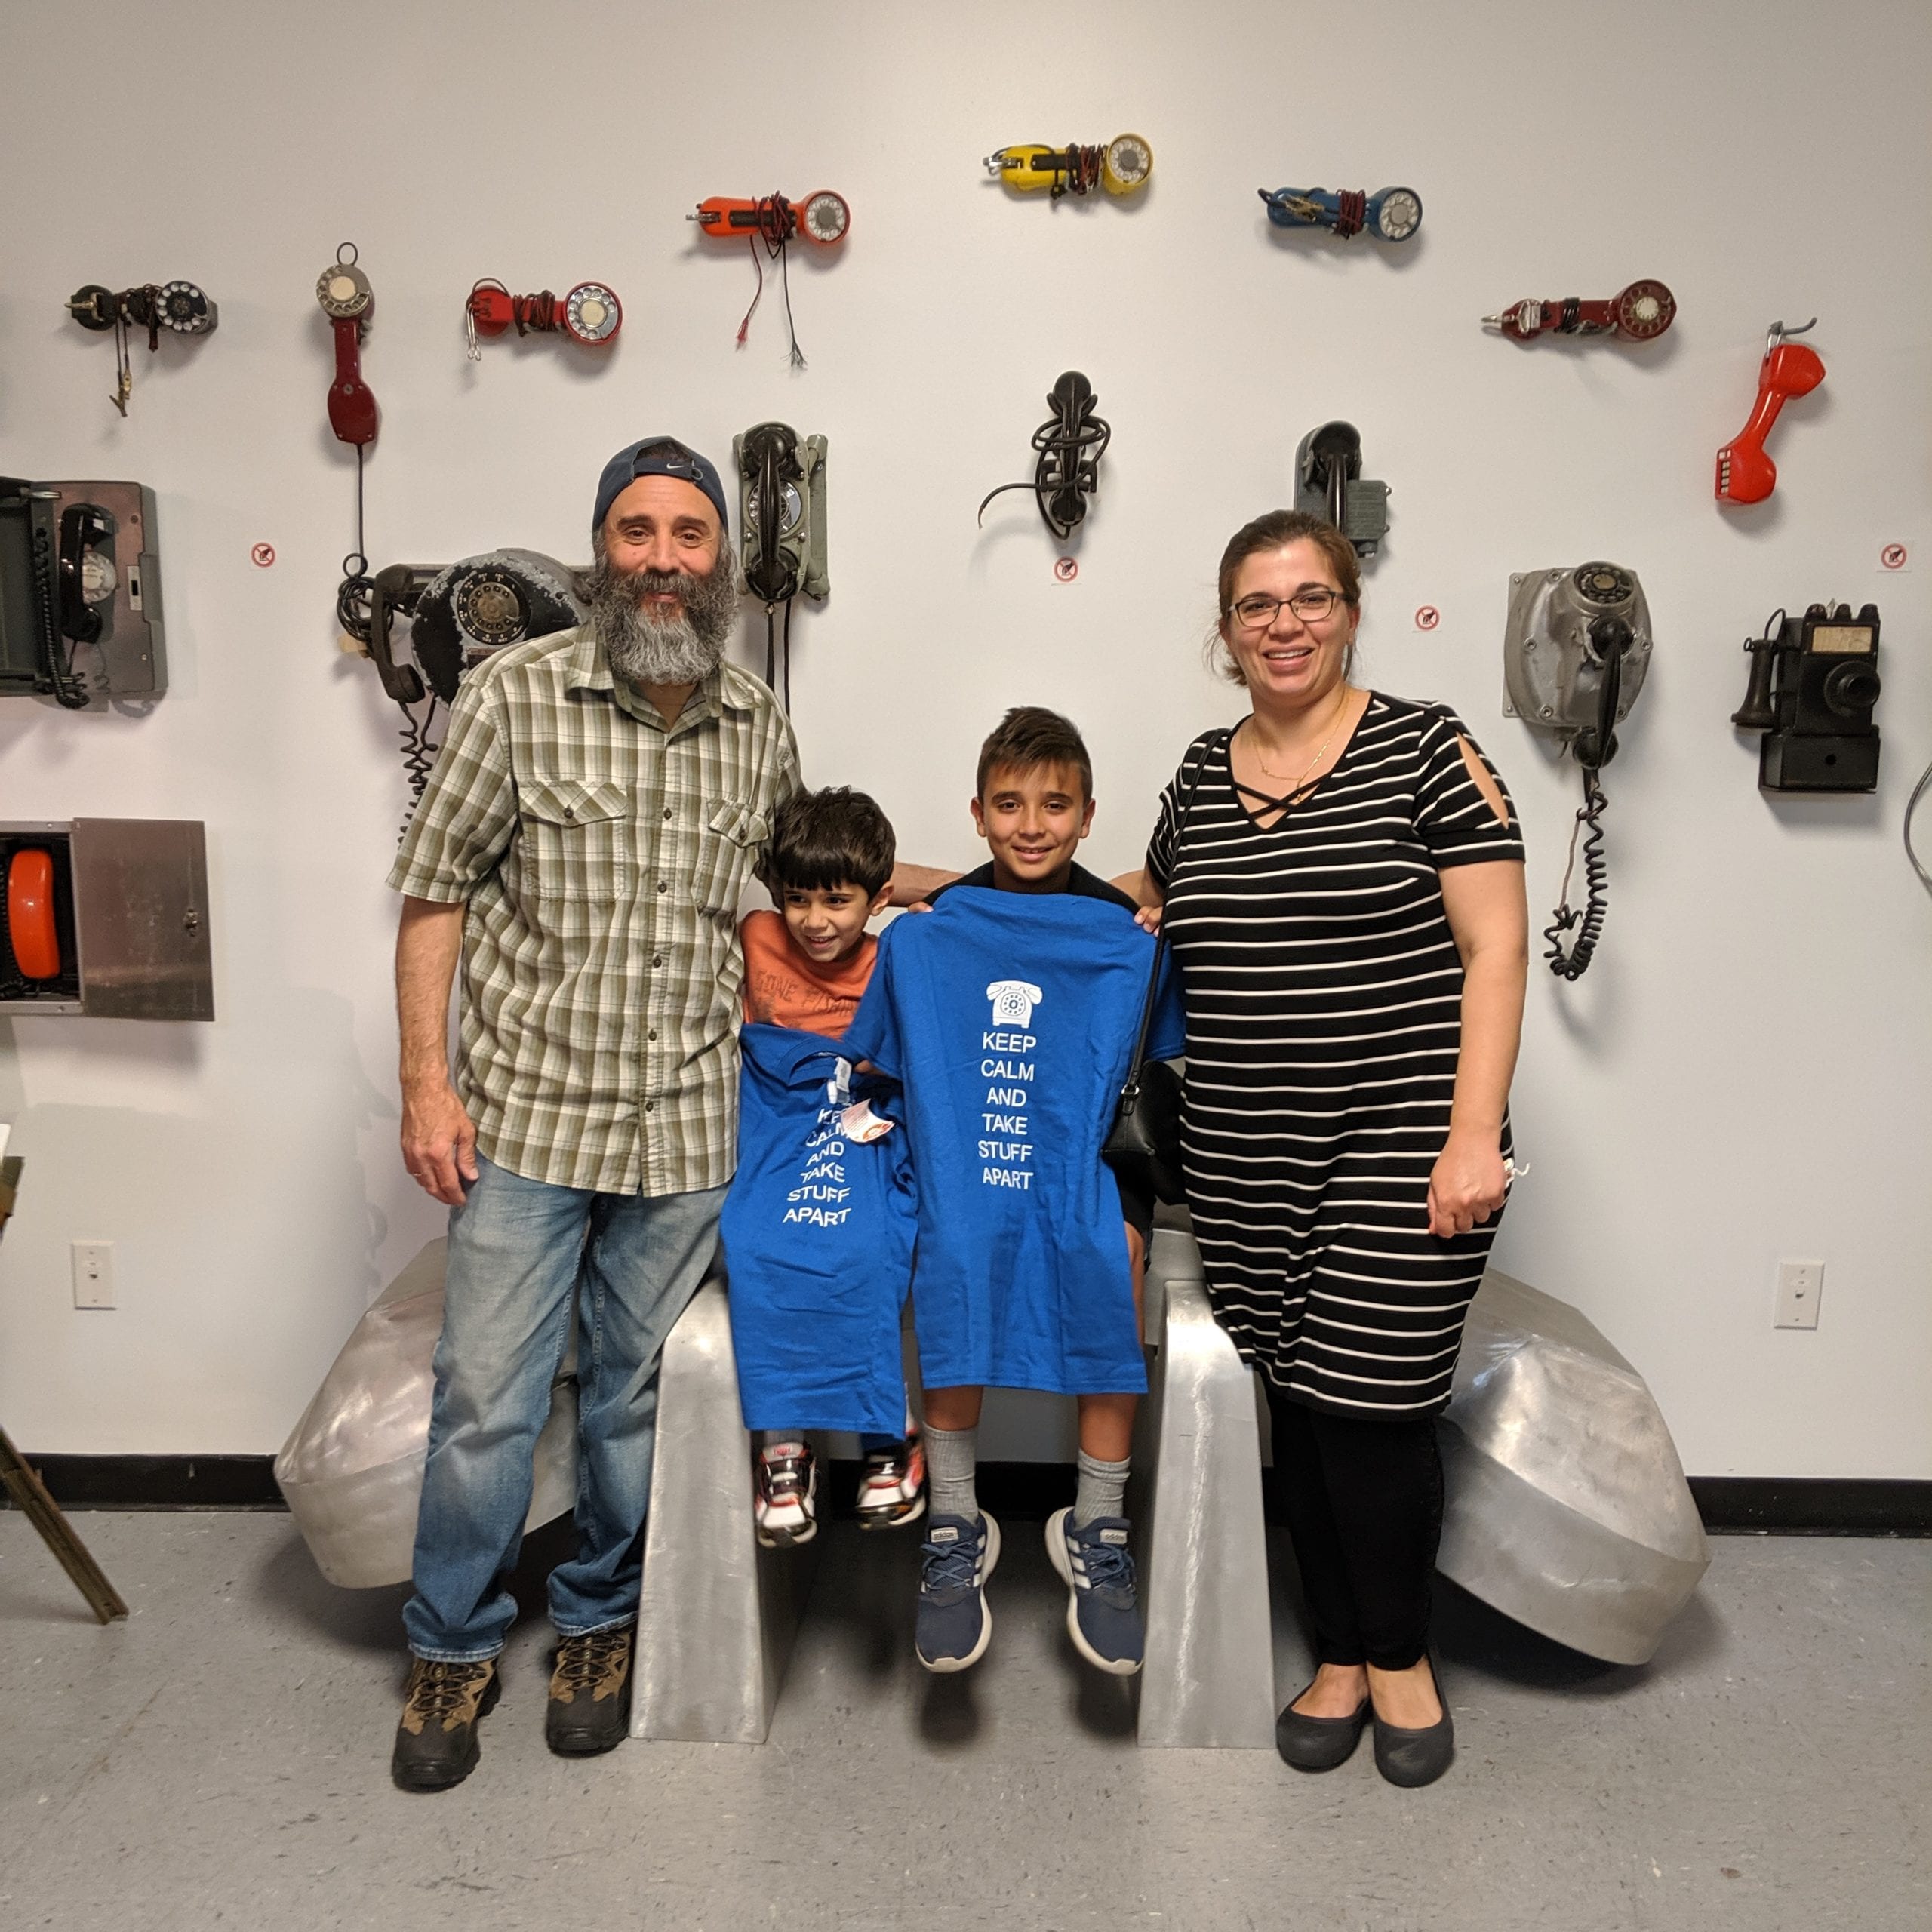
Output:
top-left (387, 627), bottom-right (800, 1196)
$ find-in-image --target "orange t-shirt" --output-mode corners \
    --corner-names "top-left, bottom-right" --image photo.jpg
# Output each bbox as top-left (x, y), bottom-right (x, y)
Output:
top-left (739, 909), bottom-right (877, 1040)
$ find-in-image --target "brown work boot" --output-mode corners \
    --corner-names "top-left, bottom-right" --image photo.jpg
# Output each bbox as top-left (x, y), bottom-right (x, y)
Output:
top-left (546, 1626), bottom-right (633, 1756)
top-left (391, 1656), bottom-right (500, 1792)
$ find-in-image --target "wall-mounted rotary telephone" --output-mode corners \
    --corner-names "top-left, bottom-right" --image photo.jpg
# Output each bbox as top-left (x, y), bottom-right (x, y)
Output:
top-left (734, 423), bottom-right (827, 709)
top-left (338, 550), bottom-right (586, 808)
top-left (1503, 562), bottom-right (1653, 980)
top-left (0, 479), bottom-right (166, 707)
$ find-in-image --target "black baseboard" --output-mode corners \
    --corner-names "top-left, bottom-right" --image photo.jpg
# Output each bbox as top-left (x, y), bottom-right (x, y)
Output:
top-left (1687, 1477), bottom-right (1932, 1537)
top-left (5, 1454), bottom-right (285, 1511)
top-left (5, 1455), bottom-right (1927, 1537)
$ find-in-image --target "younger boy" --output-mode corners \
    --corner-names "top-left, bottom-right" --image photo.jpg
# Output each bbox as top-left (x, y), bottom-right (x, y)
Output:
top-left (845, 708), bottom-right (1172, 1678)
top-left (734, 786), bottom-right (925, 1545)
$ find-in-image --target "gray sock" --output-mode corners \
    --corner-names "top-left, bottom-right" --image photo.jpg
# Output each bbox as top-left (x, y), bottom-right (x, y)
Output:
top-left (1074, 1451), bottom-right (1130, 1527)
top-left (924, 1423), bottom-right (980, 1522)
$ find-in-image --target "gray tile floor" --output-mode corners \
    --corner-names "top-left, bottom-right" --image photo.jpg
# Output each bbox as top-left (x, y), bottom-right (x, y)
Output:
top-left (1, 1510), bottom-right (1925, 1932)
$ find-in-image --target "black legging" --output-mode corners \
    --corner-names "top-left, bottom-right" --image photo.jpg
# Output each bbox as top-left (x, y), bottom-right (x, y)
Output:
top-left (1268, 1392), bottom-right (1444, 1673)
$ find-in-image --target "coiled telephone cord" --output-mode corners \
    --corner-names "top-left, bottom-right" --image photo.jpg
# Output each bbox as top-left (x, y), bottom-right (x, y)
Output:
top-left (31, 524), bottom-right (91, 710)
top-left (1048, 145), bottom-right (1104, 199)
top-left (1543, 769), bottom-right (1610, 980)
top-left (397, 698), bottom-right (442, 837)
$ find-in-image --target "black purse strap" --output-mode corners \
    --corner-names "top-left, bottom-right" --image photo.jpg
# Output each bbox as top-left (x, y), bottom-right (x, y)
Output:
top-left (1121, 730), bottom-right (1226, 1090)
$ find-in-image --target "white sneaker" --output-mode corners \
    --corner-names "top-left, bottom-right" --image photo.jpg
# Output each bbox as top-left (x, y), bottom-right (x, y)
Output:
top-left (855, 1434), bottom-right (927, 1530)
top-left (754, 1441), bottom-right (817, 1547)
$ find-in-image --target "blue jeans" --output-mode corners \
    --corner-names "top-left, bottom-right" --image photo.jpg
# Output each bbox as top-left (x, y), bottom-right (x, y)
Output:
top-left (403, 1154), bottom-right (726, 1662)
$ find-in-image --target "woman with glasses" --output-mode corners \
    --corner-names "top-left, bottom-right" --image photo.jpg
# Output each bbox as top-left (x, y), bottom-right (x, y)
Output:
top-left (1135, 509), bottom-right (1527, 1786)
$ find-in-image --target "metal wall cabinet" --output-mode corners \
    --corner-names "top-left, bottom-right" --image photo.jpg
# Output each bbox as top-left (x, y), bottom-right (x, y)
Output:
top-left (0, 819), bottom-right (212, 1020)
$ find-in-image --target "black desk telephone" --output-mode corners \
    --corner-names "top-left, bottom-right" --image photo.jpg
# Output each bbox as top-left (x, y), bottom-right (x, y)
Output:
top-left (0, 480), bottom-right (166, 706)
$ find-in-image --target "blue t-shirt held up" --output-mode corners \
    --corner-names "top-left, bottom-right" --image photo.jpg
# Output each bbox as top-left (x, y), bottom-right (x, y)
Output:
top-left (721, 1023), bottom-right (918, 1438)
top-left (841, 888), bottom-right (1183, 1398)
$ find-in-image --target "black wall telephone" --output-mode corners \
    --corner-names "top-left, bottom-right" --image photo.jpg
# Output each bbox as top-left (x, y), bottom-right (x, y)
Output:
top-left (733, 422), bottom-right (828, 708)
top-left (0, 479), bottom-right (167, 706)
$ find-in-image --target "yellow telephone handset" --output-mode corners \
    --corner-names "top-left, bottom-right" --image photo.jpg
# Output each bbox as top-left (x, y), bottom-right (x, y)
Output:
top-left (985, 135), bottom-right (1152, 199)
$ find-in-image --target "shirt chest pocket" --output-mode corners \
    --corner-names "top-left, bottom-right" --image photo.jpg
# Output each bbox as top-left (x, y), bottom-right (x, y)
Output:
top-left (518, 776), bottom-right (632, 903)
top-left (691, 798), bottom-right (769, 918)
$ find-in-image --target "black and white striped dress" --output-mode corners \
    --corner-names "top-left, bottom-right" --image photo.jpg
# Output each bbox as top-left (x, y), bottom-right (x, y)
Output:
top-left (1146, 694), bottom-right (1524, 1420)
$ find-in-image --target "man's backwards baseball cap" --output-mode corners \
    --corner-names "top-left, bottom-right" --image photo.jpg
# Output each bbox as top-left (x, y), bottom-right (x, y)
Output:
top-left (593, 438), bottom-right (730, 539)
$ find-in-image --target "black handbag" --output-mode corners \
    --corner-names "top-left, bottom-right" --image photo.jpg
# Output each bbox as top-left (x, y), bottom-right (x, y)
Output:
top-left (1103, 732), bottom-right (1223, 1207)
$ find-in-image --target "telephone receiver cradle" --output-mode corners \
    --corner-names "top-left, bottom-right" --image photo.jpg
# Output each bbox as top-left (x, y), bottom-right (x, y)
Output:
top-left (733, 423), bottom-right (829, 608)
top-left (346, 551), bottom-right (587, 707)
top-left (1294, 421), bottom-right (1389, 561)
top-left (0, 478), bottom-right (166, 706)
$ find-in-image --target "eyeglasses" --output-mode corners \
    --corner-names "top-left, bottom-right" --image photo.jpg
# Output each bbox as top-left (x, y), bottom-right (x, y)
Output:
top-left (1230, 588), bottom-right (1344, 629)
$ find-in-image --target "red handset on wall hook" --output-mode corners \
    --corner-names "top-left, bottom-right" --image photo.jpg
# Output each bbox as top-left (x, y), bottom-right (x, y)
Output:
top-left (317, 242), bottom-right (378, 448)
top-left (1715, 318), bottom-right (1823, 506)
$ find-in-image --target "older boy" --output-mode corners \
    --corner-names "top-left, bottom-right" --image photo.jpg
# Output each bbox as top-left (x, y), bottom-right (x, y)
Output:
top-left (844, 708), bottom-right (1177, 1678)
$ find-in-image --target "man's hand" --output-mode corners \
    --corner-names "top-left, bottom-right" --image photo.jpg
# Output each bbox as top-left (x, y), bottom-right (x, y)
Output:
top-left (395, 895), bottom-right (472, 1204)
top-left (401, 1081), bottom-right (480, 1206)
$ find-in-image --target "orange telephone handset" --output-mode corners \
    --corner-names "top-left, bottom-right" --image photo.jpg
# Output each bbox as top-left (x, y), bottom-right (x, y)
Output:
top-left (6, 848), bottom-right (60, 980)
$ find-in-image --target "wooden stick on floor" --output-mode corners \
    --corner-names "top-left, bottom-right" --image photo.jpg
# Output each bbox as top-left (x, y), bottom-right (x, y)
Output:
top-left (0, 1428), bottom-right (131, 1623)
top-left (0, 1152), bottom-right (130, 1623)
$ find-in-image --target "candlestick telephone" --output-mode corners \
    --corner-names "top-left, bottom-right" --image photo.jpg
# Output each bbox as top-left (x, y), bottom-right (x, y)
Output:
top-left (0, 479), bottom-right (166, 707)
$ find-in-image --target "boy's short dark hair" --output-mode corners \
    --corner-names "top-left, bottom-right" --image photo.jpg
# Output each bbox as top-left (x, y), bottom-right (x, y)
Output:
top-left (974, 706), bottom-right (1094, 801)
top-left (757, 786), bottom-right (897, 899)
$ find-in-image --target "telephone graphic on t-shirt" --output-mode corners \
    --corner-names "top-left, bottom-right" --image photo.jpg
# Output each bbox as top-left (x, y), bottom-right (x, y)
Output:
top-left (986, 980), bottom-right (1044, 1026)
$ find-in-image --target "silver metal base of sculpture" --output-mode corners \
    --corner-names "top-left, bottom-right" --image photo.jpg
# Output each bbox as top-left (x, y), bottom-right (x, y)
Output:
top-left (1438, 1269), bottom-right (1709, 1666)
top-left (632, 1278), bottom-right (820, 1743)
top-left (274, 1238), bottom-right (577, 1591)
top-left (1135, 1229), bottom-right (1276, 1748)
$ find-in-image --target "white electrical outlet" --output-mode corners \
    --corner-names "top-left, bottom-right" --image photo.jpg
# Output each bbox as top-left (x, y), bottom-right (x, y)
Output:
top-left (1774, 1259), bottom-right (1824, 1330)
top-left (72, 1240), bottom-right (115, 1309)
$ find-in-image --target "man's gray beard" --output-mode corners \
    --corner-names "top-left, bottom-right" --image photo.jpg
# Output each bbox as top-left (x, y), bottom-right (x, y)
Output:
top-left (584, 550), bottom-right (739, 686)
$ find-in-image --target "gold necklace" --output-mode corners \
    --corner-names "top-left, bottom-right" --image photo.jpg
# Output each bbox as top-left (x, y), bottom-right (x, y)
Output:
top-left (1246, 688), bottom-right (1354, 795)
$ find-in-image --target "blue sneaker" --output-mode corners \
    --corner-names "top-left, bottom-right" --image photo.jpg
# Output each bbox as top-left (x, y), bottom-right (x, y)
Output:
top-left (1046, 1508), bottom-right (1144, 1676)
top-left (914, 1512), bottom-right (1000, 1672)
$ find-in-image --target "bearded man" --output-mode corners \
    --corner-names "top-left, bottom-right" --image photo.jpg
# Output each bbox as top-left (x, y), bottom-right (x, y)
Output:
top-left (383, 438), bottom-right (799, 1791)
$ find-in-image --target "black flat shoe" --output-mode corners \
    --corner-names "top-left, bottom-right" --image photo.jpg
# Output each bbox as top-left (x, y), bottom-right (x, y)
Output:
top-left (1371, 1658), bottom-right (1454, 1788)
top-left (1275, 1685), bottom-right (1372, 1772)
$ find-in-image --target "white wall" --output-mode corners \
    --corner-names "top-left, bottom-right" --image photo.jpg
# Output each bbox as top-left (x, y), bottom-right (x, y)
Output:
top-left (2, 0), bottom-right (1927, 1478)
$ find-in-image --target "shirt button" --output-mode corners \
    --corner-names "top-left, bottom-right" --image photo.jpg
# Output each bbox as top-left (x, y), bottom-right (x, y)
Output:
top-left (648, 1029), bottom-right (658, 1041)
top-left (652, 954), bottom-right (663, 967)
top-left (663, 808), bottom-right (673, 820)
top-left (657, 880), bottom-right (669, 894)
top-left (645, 1100), bottom-right (656, 1113)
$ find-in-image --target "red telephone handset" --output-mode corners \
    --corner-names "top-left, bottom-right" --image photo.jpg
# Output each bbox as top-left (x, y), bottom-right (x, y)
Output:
top-left (690, 192), bottom-right (850, 247)
top-left (466, 281), bottom-right (622, 354)
top-left (316, 243), bottom-right (378, 447)
top-left (1716, 320), bottom-right (1823, 506)
top-left (1484, 279), bottom-right (1676, 343)
top-left (6, 848), bottom-right (60, 981)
